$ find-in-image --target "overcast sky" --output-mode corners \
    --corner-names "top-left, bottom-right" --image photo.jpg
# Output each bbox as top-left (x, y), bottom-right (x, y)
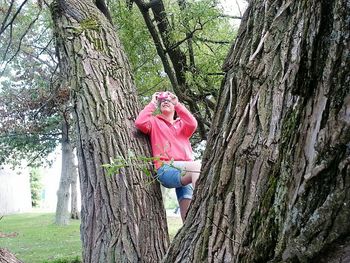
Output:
top-left (219, 0), bottom-right (248, 18)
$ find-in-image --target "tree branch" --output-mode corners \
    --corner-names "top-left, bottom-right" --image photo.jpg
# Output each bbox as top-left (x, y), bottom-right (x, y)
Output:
top-left (219, 14), bottom-right (242, 20)
top-left (1, 10), bottom-right (41, 76)
top-left (164, 25), bottom-right (203, 54)
top-left (0, 0), bottom-right (29, 35)
top-left (133, 0), bottom-right (179, 89)
top-left (194, 37), bottom-right (231, 44)
top-left (95, 0), bottom-right (113, 24)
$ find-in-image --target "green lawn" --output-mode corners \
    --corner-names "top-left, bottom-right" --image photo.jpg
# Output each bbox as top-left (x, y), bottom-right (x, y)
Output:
top-left (167, 216), bottom-right (183, 240)
top-left (0, 213), bottom-right (182, 263)
top-left (0, 213), bottom-right (81, 263)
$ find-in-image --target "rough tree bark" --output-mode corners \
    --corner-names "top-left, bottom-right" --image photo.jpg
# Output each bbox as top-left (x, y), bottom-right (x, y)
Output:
top-left (51, 0), bottom-right (169, 262)
top-left (55, 112), bottom-right (72, 225)
top-left (165, 0), bottom-right (349, 262)
top-left (0, 248), bottom-right (23, 263)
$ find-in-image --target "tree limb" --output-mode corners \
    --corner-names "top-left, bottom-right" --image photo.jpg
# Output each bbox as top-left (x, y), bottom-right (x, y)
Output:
top-left (0, 0), bottom-right (29, 35)
top-left (194, 37), bottom-right (231, 44)
top-left (1, 10), bottom-right (41, 76)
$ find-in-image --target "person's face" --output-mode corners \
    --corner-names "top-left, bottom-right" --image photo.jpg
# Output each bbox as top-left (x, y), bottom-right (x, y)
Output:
top-left (160, 99), bottom-right (175, 114)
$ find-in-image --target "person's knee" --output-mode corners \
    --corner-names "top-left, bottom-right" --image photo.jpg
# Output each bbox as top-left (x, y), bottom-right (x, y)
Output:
top-left (176, 185), bottom-right (193, 201)
top-left (180, 174), bottom-right (192, 185)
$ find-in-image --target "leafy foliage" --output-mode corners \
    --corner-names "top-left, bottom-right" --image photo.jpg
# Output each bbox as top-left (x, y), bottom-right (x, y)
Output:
top-left (43, 257), bottom-right (82, 263)
top-left (0, 0), bottom-right (238, 165)
top-left (110, 0), bottom-right (236, 113)
top-left (102, 150), bottom-right (160, 186)
top-left (110, 1), bottom-right (168, 100)
top-left (29, 167), bottom-right (43, 207)
top-left (0, 1), bottom-right (64, 166)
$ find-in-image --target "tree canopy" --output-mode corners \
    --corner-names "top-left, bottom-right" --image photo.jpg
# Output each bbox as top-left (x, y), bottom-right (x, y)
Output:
top-left (0, 0), bottom-right (238, 164)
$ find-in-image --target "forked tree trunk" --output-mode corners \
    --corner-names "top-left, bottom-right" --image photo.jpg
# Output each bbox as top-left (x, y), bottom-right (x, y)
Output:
top-left (55, 114), bottom-right (72, 225)
top-left (51, 0), bottom-right (169, 262)
top-left (165, 0), bottom-right (349, 262)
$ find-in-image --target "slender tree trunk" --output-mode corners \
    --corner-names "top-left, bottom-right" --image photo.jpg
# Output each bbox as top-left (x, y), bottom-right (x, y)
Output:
top-left (70, 162), bottom-right (80, 219)
top-left (51, 0), bottom-right (169, 262)
top-left (165, 0), bottom-right (350, 262)
top-left (55, 114), bottom-right (72, 225)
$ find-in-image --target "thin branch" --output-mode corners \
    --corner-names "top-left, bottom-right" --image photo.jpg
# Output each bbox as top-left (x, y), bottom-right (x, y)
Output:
top-left (177, 0), bottom-right (195, 70)
top-left (2, 23), bottom-right (13, 61)
top-left (133, 52), bottom-right (158, 72)
top-left (0, 132), bottom-right (62, 139)
top-left (39, 38), bottom-right (54, 56)
top-left (21, 44), bottom-right (56, 72)
top-left (207, 72), bottom-right (225, 76)
top-left (0, 0), bottom-right (14, 34)
top-left (27, 147), bottom-right (51, 167)
top-left (164, 25), bottom-right (203, 53)
top-left (0, 0), bottom-right (29, 35)
top-left (133, 0), bottom-right (179, 89)
top-left (195, 37), bottom-right (231, 44)
top-left (219, 14), bottom-right (242, 20)
top-left (138, 79), bottom-right (166, 96)
top-left (0, 10), bottom-right (41, 76)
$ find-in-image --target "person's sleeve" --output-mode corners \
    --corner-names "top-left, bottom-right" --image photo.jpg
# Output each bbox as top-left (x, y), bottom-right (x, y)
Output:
top-left (135, 102), bottom-right (157, 134)
top-left (175, 103), bottom-right (197, 137)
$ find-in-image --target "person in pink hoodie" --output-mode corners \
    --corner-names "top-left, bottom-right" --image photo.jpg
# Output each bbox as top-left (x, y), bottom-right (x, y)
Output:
top-left (135, 91), bottom-right (201, 221)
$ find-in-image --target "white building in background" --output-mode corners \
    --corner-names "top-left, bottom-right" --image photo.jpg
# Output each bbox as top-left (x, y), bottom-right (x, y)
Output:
top-left (40, 150), bottom-right (81, 212)
top-left (0, 149), bottom-right (81, 215)
top-left (0, 165), bottom-right (32, 215)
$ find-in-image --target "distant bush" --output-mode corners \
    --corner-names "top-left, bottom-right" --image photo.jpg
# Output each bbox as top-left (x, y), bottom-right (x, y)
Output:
top-left (42, 256), bottom-right (82, 263)
top-left (29, 168), bottom-right (42, 207)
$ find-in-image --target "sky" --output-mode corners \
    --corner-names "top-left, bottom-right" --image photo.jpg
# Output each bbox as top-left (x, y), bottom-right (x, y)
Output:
top-left (219, 0), bottom-right (248, 17)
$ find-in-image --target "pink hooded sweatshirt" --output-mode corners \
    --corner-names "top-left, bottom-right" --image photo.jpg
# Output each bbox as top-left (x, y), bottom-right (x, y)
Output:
top-left (135, 102), bottom-right (197, 169)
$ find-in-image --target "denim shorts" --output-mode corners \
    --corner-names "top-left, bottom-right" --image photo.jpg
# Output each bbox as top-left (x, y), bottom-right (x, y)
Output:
top-left (157, 164), bottom-right (193, 201)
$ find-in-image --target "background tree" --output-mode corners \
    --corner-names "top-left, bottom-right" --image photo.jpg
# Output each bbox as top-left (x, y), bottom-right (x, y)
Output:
top-left (51, 0), bottom-right (169, 261)
top-left (0, 0), bottom-right (79, 224)
top-left (165, 0), bottom-right (350, 262)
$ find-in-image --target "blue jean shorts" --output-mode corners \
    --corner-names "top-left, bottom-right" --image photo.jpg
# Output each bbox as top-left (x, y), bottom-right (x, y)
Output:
top-left (157, 164), bottom-right (193, 202)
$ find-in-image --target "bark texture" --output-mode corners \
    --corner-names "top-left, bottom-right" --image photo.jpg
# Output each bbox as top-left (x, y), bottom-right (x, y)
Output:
top-left (0, 248), bottom-right (23, 263)
top-left (165, 0), bottom-right (350, 262)
top-left (51, 0), bottom-right (169, 262)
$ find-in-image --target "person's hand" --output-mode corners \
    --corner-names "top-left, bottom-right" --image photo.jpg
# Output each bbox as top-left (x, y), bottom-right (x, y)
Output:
top-left (151, 92), bottom-right (160, 105)
top-left (168, 92), bottom-right (178, 105)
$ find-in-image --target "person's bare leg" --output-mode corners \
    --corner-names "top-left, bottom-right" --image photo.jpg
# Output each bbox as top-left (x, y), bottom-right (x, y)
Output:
top-left (179, 198), bottom-right (191, 222)
top-left (176, 161), bottom-right (201, 187)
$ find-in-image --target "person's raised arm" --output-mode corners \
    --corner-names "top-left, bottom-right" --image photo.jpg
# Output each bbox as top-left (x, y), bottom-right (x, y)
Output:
top-left (135, 92), bottom-right (159, 134)
top-left (168, 92), bottom-right (197, 137)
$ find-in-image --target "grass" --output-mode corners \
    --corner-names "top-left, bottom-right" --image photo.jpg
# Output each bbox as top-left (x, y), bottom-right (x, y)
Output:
top-left (0, 213), bottom-right (81, 263)
top-left (167, 216), bottom-right (183, 240)
top-left (0, 212), bottom-right (182, 263)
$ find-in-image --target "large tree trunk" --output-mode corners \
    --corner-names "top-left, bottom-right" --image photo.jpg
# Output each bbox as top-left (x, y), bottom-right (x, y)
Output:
top-left (55, 113), bottom-right (72, 225)
top-left (51, 0), bottom-right (169, 262)
top-left (165, 0), bottom-right (349, 262)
